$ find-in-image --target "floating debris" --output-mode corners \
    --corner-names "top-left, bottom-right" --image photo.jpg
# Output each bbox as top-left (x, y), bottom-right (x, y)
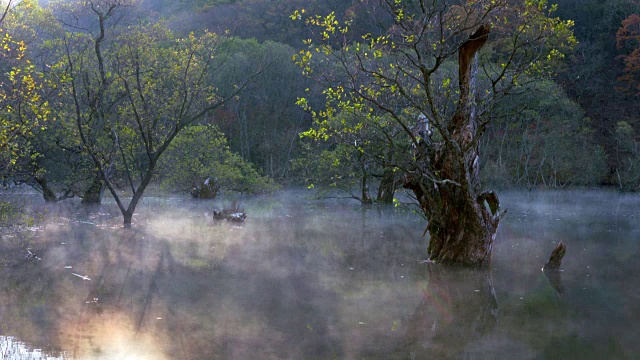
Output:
top-left (71, 273), bottom-right (91, 281)
top-left (213, 210), bottom-right (246, 222)
top-left (418, 259), bottom-right (436, 264)
top-left (25, 250), bottom-right (41, 261)
top-left (213, 202), bottom-right (246, 222)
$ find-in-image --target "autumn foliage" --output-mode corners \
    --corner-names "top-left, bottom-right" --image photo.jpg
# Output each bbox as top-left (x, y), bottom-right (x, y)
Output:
top-left (617, 13), bottom-right (640, 94)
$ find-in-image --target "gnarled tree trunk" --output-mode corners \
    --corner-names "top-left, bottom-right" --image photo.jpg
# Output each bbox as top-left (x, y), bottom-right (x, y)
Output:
top-left (35, 175), bottom-right (58, 203)
top-left (82, 173), bottom-right (105, 204)
top-left (404, 25), bottom-right (504, 266)
top-left (377, 169), bottom-right (397, 204)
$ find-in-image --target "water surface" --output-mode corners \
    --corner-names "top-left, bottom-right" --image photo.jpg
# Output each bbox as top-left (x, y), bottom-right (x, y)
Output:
top-left (0, 190), bottom-right (638, 359)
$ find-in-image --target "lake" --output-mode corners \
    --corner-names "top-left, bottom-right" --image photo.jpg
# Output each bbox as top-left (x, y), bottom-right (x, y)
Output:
top-left (0, 190), bottom-right (639, 359)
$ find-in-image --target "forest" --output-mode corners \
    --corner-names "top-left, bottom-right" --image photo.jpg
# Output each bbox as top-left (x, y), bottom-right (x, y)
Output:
top-left (1, 0), bottom-right (639, 211)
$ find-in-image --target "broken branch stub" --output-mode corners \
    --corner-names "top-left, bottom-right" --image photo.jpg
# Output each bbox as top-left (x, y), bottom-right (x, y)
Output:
top-left (543, 241), bottom-right (567, 271)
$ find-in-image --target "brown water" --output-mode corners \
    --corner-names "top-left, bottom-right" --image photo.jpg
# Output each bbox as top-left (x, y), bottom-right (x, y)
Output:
top-left (0, 190), bottom-right (639, 359)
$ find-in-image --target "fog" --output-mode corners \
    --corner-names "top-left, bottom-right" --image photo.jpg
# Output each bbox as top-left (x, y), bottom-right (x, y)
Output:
top-left (1, 190), bottom-right (639, 359)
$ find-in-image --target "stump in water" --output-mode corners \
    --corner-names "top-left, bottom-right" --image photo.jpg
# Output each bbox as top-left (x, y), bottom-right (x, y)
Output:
top-left (543, 241), bottom-right (567, 296)
top-left (192, 177), bottom-right (220, 199)
top-left (543, 241), bottom-right (566, 271)
top-left (213, 203), bottom-right (246, 222)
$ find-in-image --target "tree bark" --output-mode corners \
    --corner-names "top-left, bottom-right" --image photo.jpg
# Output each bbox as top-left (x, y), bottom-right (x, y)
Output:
top-left (123, 211), bottom-right (133, 228)
top-left (82, 173), bottom-right (104, 204)
top-left (377, 169), bottom-right (397, 204)
top-left (543, 241), bottom-right (566, 271)
top-left (404, 25), bottom-right (503, 266)
top-left (35, 176), bottom-right (58, 202)
top-left (359, 151), bottom-right (373, 204)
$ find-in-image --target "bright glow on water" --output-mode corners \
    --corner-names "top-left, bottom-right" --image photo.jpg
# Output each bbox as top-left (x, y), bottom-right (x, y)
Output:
top-left (0, 190), bottom-right (639, 359)
top-left (1, 336), bottom-right (65, 360)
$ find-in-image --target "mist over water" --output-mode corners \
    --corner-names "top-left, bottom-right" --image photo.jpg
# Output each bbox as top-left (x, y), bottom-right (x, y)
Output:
top-left (0, 190), bottom-right (639, 359)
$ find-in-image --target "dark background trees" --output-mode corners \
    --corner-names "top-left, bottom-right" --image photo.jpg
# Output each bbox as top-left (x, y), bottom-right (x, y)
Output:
top-left (136, 0), bottom-right (639, 196)
top-left (552, 0), bottom-right (640, 189)
top-left (208, 38), bottom-right (315, 181)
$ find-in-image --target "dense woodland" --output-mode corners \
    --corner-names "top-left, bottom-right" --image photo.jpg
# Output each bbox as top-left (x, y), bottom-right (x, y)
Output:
top-left (1, 0), bottom-right (640, 215)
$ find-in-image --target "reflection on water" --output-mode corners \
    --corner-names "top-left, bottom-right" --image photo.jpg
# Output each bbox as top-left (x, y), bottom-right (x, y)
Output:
top-left (0, 190), bottom-right (639, 359)
top-left (401, 266), bottom-right (498, 359)
top-left (1, 336), bottom-right (64, 359)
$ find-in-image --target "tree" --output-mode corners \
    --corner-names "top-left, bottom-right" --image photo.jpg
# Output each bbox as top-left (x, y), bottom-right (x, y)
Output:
top-left (156, 124), bottom-right (278, 197)
top-left (551, 0), bottom-right (640, 184)
top-left (0, 0), bottom-right (95, 202)
top-left (210, 38), bottom-right (314, 180)
top-left (294, 110), bottom-right (408, 204)
top-left (617, 13), bottom-right (640, 94)
top-left (169, 0), bottom-right (357, 47)
top-left (294, 0), bottom-right (575, 266)
top-left (481, 80), bottom-right (607, 189)
top-left (1, 0), bottom-right (13, 24)
top-left (55, 0), bottom-right (259, 226)
top-left (0, 0), bottom-right (57, 188)
top-left (613, 120), bottom-right (640, 190)
top-left (294, 142), bottom-right (376, 203)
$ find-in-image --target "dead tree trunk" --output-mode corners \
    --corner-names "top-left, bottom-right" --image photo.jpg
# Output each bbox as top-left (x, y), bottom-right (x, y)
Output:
top-left (404, 25), bottom-right (504, 266)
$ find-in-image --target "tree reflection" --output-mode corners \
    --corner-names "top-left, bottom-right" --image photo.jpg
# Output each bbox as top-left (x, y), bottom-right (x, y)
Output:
top-left (543, 268), bottom-right (565, 296)
top-left (400, 264), bottom-right (498, 359)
